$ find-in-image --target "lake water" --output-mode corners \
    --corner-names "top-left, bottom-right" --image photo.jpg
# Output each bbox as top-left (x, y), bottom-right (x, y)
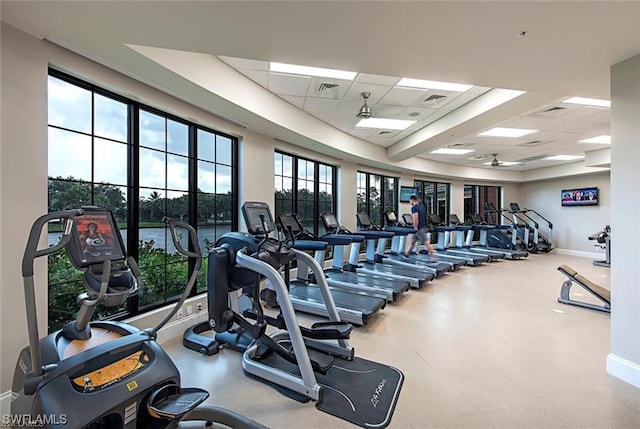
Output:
top-left (49, 225), bottom-right (233, 254)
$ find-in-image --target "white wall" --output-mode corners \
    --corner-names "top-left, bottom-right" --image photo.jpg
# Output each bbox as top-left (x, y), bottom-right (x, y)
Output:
top-left (3, 23), bottom-right (632, 396)
top-left (608, 54), bottom-right (640, 388)
top-left (1, 23), bottom-right (49, 394)
top-left (0, 24), bottom-right (249, 392)
top-left (520, 172), bottom-right (610, 253)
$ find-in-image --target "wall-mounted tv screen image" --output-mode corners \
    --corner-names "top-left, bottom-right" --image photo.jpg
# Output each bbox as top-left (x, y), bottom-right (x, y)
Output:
top-left (399, 186), bottom-right (418, 202)
top-left (561, 187), bottom-right (599, 207)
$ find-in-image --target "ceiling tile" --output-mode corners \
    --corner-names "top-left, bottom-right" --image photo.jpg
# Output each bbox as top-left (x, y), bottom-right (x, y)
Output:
top-left (237, 69), bottom-right (269, 88)
top-left (356, 73), bottom-right (400, 86)
top-left (280, 94), bottom-right (305, 109)
top-left (303, 97), bottom-right (341, 122)
top-left (268, 72), bottom-right (312, 96)
top-left (343, 82), bottom-right (392, 104)
top-left (378, 87), bottom-right (426, 106)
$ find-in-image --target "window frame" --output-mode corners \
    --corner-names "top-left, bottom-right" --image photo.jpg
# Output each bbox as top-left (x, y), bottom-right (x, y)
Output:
top-left (357, 171), bottom-right (399, 226)
top-left (47, 68), bottom-right (239, 331)
top-left (274, 150), bottom-right (337, 236)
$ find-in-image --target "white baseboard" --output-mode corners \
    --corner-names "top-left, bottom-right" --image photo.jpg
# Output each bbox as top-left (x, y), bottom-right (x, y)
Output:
top-left (1, 391), bottom-right (17, 416)
top-left (156, 312), bottom-right (208, 345)
top-left (554, 248), bottom-right (603, 259)
top-left (607, 353), bottom-right (640, 389)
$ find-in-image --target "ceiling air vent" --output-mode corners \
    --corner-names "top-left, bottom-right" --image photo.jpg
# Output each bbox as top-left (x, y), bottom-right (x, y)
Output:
top-left (378, 131), bottom-right (394, 135)
top-left (518, 140), bottom-right (550, 147)
top-left (315, 82), bottom-right (340, 98)
top-left (424, 94), bottom-right (447, 104)
top-left (537, 106), bottom-right (566, 116)
top-left (469, 154), bottom-right (488, 161)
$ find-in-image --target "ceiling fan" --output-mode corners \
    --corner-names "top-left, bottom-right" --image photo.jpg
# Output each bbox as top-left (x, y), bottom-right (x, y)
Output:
top-left (357, 91), bottom-right (372, 119)
top-left (491, 153), bottom-right (502, 167)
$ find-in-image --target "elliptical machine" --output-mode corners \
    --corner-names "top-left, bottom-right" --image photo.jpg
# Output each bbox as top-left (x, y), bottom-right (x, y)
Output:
top-left (184, 202), bottom-right (404, 428)
top-left (11, 206), bottom-right (266, 429)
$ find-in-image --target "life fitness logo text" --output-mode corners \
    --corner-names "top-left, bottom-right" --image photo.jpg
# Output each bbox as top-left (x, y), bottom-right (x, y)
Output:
top-left (370, 378), bottom-right (387, 408)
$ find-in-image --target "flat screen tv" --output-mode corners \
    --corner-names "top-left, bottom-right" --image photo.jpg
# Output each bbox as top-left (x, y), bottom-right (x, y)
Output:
top-left (561, 187), bottom-right (599, 207)
top-left (399, 186), bottom-right (418, 203)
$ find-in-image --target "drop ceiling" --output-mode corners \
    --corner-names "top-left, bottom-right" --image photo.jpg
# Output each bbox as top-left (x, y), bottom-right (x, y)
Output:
top-left (2, 1), bottom-right (639, 176)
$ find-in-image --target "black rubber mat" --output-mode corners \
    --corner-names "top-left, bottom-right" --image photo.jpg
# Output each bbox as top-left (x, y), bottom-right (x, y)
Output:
top-left (315, 357), bottom-right (404, 429)
top-left (250, 351), bottom-right (403, 428)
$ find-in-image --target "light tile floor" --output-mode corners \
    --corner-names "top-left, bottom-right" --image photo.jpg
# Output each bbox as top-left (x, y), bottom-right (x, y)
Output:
top-left (164, 253), bottom-right (640, 428)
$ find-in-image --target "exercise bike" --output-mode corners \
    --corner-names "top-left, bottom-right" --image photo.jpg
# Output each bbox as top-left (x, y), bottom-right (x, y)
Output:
top-left (11, 206), bottom-right (266, 429)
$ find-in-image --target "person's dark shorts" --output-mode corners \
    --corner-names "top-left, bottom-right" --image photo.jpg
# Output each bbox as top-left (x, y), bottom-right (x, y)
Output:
top-left (415, 227), bottom-right (429, 244)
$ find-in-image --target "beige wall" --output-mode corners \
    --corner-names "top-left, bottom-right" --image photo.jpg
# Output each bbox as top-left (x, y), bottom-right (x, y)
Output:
top-left (1, 23), bottom-right (49, 394)
top-left (0, 24), bottom-right (249, 392)
top-left (3, 23), bottom-right (634, 395)
top-left (520, 172), bottom-right (610, 253)
top-left (608, 54), bottom-right (640, 386)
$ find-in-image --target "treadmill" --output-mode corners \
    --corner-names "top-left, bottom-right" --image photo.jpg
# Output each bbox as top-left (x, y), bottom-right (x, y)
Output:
top-left (278, 213), bottom-right (407, 303)
top-left (353, 212), bottom-right (435, 288)
top-left (447, 213), bottom-right (505, 261)
top-left (255, 212), bottom-right (387, 326)
top-left (400, 213), bottom-right (467, 269)
top-left (317, 212), bottom-right (411, 301)
top-left (469, 214), bottom-right (528, 260)
top-left (379, 211), bottom-right (452, 276)
top-left (428, 214), bottom-right (489, 266)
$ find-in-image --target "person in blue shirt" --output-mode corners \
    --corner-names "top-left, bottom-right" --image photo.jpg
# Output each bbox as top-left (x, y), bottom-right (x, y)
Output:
top-left (404, 195), bottom-right (435, 258)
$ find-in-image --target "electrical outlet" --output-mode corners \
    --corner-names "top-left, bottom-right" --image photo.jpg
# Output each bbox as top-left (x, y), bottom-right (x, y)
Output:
top-left (176, 309), bottom-right (183, 320)
top-left (186, 305), bottom-right (193, 316)
top-left (197, 303), bottom-right (203, 312)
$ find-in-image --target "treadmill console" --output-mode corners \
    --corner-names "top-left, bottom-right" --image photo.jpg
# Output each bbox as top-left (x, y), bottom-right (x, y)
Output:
top-left (242, 201), bottom-right (276, 235)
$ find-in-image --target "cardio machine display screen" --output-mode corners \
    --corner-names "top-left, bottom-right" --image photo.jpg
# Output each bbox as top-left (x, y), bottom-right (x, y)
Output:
top-left (73, 211), bottom-right (125, 266)
top-left (245, 207), bottom-right (275, 235)
top-left (278, 214), bottom-right (302, 234)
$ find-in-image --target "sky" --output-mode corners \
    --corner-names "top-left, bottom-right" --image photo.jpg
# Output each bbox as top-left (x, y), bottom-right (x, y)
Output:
top-left (47, 75), bottom-right (233, 199)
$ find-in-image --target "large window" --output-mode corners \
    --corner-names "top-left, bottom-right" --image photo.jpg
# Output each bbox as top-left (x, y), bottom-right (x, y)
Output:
top-left (414, 180), bottom-right (450, 224)
top-left (357, 171), bottom-right (398, 226)
top-left (47, 70), bottom-right (238, 331)
top-left (464, 185), bottom-right (501, 225)
top-left (274, 151), bottom-right (337, 235)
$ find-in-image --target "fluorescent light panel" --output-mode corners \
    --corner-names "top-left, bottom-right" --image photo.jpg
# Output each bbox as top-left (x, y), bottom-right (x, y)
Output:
top-left (564, 97), bottom-right (610, 108)
top-left (478, 127), bottom-right (538, 138)
top-left (356, 118), bottom-right (416, 130)
top-left (579, 135), bottom-right (611, 144)
top-left (431, 148), bottom-right (474, 155)
top-left (397, 78), bottom-right (473, 92)
top-left (544, 155), bottom-right (584, 161)
top-left (270, 62), bottom-right (356, 80)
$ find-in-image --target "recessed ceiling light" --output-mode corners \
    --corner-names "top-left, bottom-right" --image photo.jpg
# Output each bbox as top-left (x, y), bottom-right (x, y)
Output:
top-left (269, 62), bottom-right (357, 80)
top-left (356, 118), bottom-right (416, 130)
top-left (544, 155), bottom-right (584, 161)
top-left (564, 97), bottom-right (611, 108)
top-left (579, 135), bottom-right (611, 144)
top-left (431, 148), bottom-right (475, 155)
top-left (482, 160), bottom-right (523, 166)
top-left (478, 127), bottom-right (538, 138)
top-left (397, 78), bottom-right (473, 92)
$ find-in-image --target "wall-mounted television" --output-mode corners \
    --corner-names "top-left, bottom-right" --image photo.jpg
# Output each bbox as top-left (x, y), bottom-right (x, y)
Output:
top-left (399, 186), bottom-right (418, 203)
top-left (561, 187), bottom-right (599, 207)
